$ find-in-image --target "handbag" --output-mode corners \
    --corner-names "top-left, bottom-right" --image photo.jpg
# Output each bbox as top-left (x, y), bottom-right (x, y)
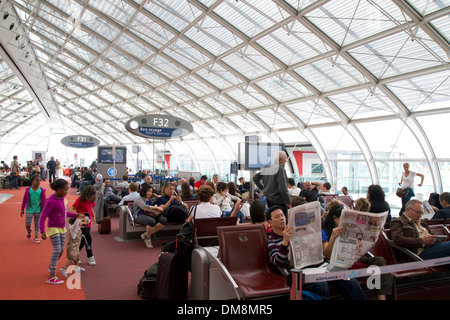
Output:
top-left (146, 207), bottom-right (162, 219)
top-left (396, 188), bottom-right (406, 198)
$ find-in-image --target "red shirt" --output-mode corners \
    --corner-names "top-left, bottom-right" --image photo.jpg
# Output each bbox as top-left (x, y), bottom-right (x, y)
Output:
top-left (194, 180), bottom-right (206, 189)
top-left (72, 198), bottom-right (95, 228)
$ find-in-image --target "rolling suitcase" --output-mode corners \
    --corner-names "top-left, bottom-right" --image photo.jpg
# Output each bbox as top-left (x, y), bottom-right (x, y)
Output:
top-left (97, 216), bottom-right (111, 234)
top-left (155, 238), bottom-right (193, 300)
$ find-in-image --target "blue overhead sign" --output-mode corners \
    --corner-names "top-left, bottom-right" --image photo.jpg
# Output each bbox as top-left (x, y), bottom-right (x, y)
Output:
top-left (125, 114), bottom-right (193, 140)
top-left (61, 135), bottom-right (100, 148)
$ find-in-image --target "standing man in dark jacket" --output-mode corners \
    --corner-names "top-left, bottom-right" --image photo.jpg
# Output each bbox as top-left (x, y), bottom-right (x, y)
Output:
top-left (46, 156), bottom-right (57, 183)
top-left (253, 151), bottom-right (290, 217)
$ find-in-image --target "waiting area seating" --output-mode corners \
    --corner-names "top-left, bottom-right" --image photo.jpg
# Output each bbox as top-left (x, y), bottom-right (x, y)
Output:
top-left (190, 224), bottom-right (289, 300)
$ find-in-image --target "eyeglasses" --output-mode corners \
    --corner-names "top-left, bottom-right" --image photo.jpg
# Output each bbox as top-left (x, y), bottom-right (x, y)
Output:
top-left (409, 207), bottom-right (424, 215)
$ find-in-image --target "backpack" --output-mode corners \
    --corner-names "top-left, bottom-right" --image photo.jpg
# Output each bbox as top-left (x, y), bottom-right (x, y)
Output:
top-left (137, 262), bottom-right (158, 299)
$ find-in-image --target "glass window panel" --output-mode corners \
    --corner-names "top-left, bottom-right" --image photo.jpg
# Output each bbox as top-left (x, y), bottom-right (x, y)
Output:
top-left (163, 39), bottom-right (211, 70)
top-left (213, 0), bottom-right (289, 38)
top-left (356, 119), bottom-right (425, 159)
top-left (311, 126), bottom-right (364, 159)
top-left (176, 75), bottom-right (216, 98)
top-left (430, 15), bottom-right (450, 44)
top-left (348, 29), bottom-right (448, 80)
top-left (294, 55), bottom-right (367, 92)
top-left (253, 108), bottom-right (295, 130)
top-left (130, 12), bottom-right (175, 49)
top-left (438, 162), bottom-right (450, 192)
top-left (256, 20), bottom-right (332, 66)
top-left (330, 161), bottom-right (372, 196)
top-left (306, 0), bottom-right (409, 46)
top-left (285, 100), bottom-right (341, 126)
top-left (80, 9), bottom-right (120, 42)
top-left (222, 46), bottom-right (280, 80)
top-left (284, 0), bottom-right (322, 11)
top-left (89, 0), bottom-right (135, 25)
top-left (196, 63), bottom-right (243, 90)
top-left (406, 0), bottom-right (450, 16)
top-left (185, 16), bottom-right (243, 56)
top-left (328, 87), bottom-right (400, 120)
top-left (255, 74), bottom-right (312, 102)
top-left (116, 33), bottom-right (154, 60)
top-left (225, 86), bottom-right (272, 109)
top-left (376, 161), bottom-right (432, 215)
top-left (202, 95), bottom-right (243, 115)
top-left (144, 0), bottom-right (202, 32)
top-left (104, 47), bottom-right (139, 71)
top-left (416, 114), bottom-right (450, 159)
top-left (386, 70), bottom-right (450, 113)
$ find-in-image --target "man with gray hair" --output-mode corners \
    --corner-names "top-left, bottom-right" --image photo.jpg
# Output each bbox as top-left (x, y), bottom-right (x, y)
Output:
top-left (390, 199), bottom-right (450, 262)
top-left (253, 151), bottom-right (290, 217)
top-left (431, 192), bottom-right (450, 219)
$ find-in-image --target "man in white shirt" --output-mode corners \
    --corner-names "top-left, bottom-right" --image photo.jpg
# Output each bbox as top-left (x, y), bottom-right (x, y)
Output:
top-left (118, 183), bottom-right (140, 206)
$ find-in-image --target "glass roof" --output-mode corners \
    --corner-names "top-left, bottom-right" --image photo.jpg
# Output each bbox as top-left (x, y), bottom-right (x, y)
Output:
top-left (0, 0), bottom-right (449, 191)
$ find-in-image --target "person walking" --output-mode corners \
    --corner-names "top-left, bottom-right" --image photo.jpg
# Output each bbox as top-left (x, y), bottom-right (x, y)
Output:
top-left (20, 175), bottom-right (46, 243)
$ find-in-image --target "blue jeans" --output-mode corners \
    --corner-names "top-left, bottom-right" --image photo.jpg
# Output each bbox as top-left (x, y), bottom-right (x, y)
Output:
top-left (9, 175), bottom-right (18, 189)
top-left (419, 241), bottom-right (450, 260)
top-left (222, 209), bottom-right (244, 223)
top-left (400, 187), bottom-right (415, 215)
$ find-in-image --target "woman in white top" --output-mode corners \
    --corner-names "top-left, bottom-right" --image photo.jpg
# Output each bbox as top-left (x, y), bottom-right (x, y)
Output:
top-left (186, 185), bottom-right (242, 223)
top-left (398, 162), bottom-right (424, 215)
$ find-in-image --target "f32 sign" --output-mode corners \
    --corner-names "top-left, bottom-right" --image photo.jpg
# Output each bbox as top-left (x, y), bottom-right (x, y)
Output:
top-left (125, 114), bottom-right (193, 140)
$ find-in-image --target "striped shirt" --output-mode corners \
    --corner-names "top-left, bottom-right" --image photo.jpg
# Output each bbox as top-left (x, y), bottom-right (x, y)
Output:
top-left (267, 231), bottom-right (290, 270)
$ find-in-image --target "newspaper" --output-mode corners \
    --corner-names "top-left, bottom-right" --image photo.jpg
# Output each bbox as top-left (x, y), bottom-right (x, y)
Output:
top-left (422, 200), bottom-right (435, 220)
top-left (287, 201), bottom-right (323, 269)
top-left (329, 209), bottom-right (388, 269)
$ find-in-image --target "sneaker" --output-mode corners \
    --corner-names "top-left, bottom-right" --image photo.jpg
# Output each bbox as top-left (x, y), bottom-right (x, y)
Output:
top-left (34, 238), bottom-right (41, 244)
top-left (60, 268), bottom-right (68, 278)
top-left (76, 192), bottom-right (80, 195)
top-left (27, 231), bottom-right (31, 240)
top-left (144, 238), bottom-right (153, 248)
top-left (46, 276), bottom-right (64, 285)
top-left (140, 232), bottom-right (147, 240)
top-left (76, 266), bottom-right (86, 272)
top-left (88, 256), bottom-right (96, 266)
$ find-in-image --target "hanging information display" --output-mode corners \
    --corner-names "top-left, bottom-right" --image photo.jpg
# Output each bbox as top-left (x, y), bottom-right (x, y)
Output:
top-left (61, 135), bottom-right (100, 148)
top-left (125, 114), bottom-right (193, 140)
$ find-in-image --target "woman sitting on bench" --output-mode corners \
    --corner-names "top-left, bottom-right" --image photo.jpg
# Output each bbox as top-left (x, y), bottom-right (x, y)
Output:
top-left (133, 185), bottom-right (166, 248)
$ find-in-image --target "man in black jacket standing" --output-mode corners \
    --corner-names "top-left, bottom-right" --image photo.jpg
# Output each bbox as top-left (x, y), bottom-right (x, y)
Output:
top-left (46, 156), bottom-right (57, 183)
top-left (253, 151), bottom-right (290, 218)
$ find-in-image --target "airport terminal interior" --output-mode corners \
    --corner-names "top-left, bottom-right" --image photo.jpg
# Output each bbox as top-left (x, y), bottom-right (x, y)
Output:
top-left (0, 0), bottom-right (450, 302)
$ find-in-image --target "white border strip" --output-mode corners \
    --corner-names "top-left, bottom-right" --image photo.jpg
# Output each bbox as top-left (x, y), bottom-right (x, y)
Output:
top-left (298, 257), bottom-right (450, 283)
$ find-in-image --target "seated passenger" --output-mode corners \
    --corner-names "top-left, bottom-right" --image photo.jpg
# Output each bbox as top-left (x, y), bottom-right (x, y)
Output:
top-left (288, 178), bottom-right (300, 196)
top-left (186, 185), bottom-right (242, 223)
top-left (133, 185), bottom-right (166, 248)
top-left (322, 205), bottom-right (395, 300)
top-left (290, 196), bottom-right (306, 208)
top-left (156, 182), bottom-right (189, 224)
top-left (266, 206), bottom-right (329, 298)
top-left (367, 184), bottom-right (391, 227)
top-left (247, 199), bottom-right (271, 233)
top-left (354, 198), bottom-right (370, 212)
top-left (180, 182), bottom-right (197, 201)
top-left (391, 199), bottom-right (450, 262)
top-left (194, 175), bottom-right (208, 193)
top-left (227, 181), bottom-right (241, 198)
top-left (238, 177), bottom-right (250, 194)
top-left (213, 182), bottom-right (244, 223)
top-left (102, 178), bottom-right (122, 216)
top-left (432, 192), bottom-right (450, 219)
top-left (320, 182), bottom-right (333, 195)
top-left (118, 182), bottom-right (140, 206)
top-left (300, 181), bottom-right (324, 204)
